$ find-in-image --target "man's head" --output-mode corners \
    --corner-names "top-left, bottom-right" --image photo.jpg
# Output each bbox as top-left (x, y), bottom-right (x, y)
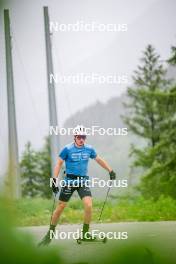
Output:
top-left (73, 125), bottom-right (87, 147)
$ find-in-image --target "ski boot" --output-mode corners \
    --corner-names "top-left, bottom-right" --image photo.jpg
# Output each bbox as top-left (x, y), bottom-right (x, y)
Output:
top-left (38, 225), bottom-right (55, 247)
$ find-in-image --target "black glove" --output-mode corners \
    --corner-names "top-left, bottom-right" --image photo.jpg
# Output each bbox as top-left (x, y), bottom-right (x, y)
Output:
top-left (52, 178), bottom-right (59, 194)
top-left (109, 170), bottom-right (116, 180)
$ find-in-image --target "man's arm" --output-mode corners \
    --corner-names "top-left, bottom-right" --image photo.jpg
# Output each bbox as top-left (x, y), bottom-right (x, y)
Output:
top-left (95, 155), bottom-right (116, 180)
top-left (95, 155), bottom-right (112, 172)
top-left (54, 158), bottom-right (64, 178)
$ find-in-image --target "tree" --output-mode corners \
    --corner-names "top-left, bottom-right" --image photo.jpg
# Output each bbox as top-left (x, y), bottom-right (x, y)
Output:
top-left (20, 142), bottom-right (40, 197)
top-left (20, 138), bottom-right (53, 198)
top-left (123, 44), bottom-right (176, 199)
top-left (124, 44), bottom-right (170, 162)
top-left (168, 46), bottom-right (176, 65)
top-left (36, 137), bottom-right (53, 199)
top-left (138, 87), bottom-right (176, 199)
top-left (140, 45), bottom-right (176, 199)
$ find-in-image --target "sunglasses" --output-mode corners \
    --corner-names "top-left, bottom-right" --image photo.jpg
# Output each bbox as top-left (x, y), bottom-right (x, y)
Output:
top-left (76, 135), bottom-right (86, 140)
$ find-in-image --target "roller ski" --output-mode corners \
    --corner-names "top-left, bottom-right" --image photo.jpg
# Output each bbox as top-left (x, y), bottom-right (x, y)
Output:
top-left (76, 232), bottom-right (107, 244)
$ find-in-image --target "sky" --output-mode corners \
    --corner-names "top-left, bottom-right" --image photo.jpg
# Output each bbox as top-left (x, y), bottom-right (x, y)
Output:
top-left (0, 0), bottom-right (176, 176)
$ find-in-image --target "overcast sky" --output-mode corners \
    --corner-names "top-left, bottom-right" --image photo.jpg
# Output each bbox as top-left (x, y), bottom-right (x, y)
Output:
top-left (0, 0), bottom-right (176, 175)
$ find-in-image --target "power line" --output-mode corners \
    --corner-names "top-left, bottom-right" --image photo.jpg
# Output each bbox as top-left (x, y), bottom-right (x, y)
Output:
top-left (11, 27), bottom-right (43, 137)
top-left (51, 33), bottom-right (76, 125)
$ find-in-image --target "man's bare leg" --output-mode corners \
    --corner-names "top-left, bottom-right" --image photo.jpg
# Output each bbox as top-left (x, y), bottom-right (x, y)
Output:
top-left (82, 196), bottom-right (92, 224)
top-left (82, 196), bottom-right (92, 239)
top-left (51, 200), bottom-right (67, 225)
top-left (38, 200), bottom-right (67, 246)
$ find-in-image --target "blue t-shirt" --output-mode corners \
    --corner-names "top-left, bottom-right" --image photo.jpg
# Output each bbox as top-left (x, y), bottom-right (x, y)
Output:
top-left (59, 143), bottom-right (97, 176)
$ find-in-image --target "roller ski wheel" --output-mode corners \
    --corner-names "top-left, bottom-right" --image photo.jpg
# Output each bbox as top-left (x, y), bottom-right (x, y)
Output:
top-left (76, 236), bottom-right (96, 244)
top-left (76, 238), bottom-right (82, 244)
top-left (102, 236), bottom-right (107, 243)
top-left (76, 236), bottom-right (107, 244)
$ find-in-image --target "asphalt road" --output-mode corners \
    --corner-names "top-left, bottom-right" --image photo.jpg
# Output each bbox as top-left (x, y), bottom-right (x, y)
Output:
top-left (21, 222), bottom-right (176, 264)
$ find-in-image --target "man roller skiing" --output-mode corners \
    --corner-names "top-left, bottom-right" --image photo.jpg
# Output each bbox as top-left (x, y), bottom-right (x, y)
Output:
top-left (38, 125), bottom-right (116, 246)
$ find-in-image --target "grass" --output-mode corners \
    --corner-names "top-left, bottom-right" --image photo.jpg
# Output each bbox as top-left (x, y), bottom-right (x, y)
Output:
top-left (13, 195), bottom-right (176, 226)
top-left (2, 196), bottom-right (176, 264)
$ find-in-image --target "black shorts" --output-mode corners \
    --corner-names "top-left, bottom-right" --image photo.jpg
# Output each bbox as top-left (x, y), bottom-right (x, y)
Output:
top-left (59, 185), bottom-right (92, 202)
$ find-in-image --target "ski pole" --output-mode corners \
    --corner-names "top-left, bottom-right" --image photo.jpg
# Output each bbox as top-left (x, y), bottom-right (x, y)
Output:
top-left (98, 181), bottom-right (112, 222)
top-left (37, 191), bottom-right (58, 247)
top-left (49, 192), bottom-right (57, 226)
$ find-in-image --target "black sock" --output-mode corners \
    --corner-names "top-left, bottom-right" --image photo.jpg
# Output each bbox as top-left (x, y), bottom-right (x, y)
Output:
top-left (48, 224), bottom-right (56, 240)
top-left (50, 224), bottom-right (56, 231)
top-left (83, 223), bottom-right (89, 237)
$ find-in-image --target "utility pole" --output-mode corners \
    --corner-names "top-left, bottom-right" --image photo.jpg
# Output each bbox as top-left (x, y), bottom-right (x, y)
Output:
top-left (43, 6), bottom-right (59, 177)
top-left (4, 9), bottom-right (21, 198)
